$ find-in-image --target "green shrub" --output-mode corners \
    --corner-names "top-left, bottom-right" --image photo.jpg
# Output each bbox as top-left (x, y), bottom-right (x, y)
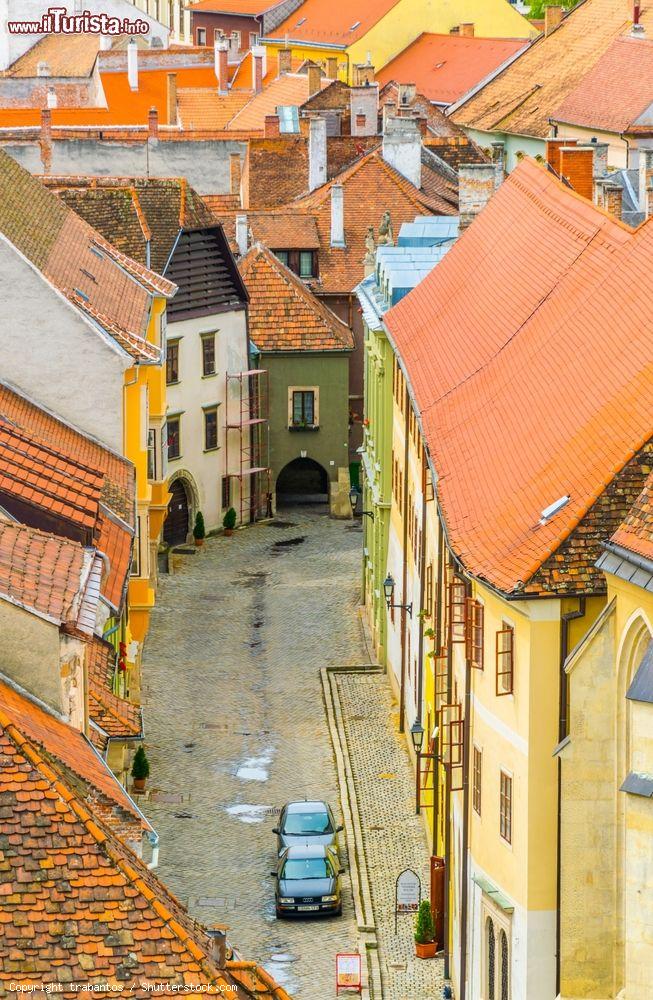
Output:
top-left (193, 511), bottom-right (206, 540)
top-left (223, 507), bottom-right (237, 531)
top-left (131, 746), bottom-right (150, 781)
top-left (415, 900), bottom-right (436, 944)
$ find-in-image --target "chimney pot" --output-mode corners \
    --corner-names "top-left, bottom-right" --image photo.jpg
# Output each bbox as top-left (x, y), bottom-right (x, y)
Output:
top-left (544, 5), bottom-right (564, 35)
top-left (235, 213), bottom-right (249, 256)
top-left (330, 183), bottom-right (345, 247)
top-left (127, 39), bottom-right (138, 91)
top-left (308, 116), bottom-right (327, 191)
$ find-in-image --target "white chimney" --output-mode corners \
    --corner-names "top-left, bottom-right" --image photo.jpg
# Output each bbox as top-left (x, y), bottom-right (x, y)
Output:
top-left (99, 34), bottom-right (112, 51)
top-left (235, 213), bottom-right (249, 256)
top-left (309, 116), bottom-right (327, 192)
top-left (382, 116), bottom-right (421, 189)
top-left (127, 39), bottom-right (138, 92)
top-left (330, 183), bottom-right (345, 247)
top-left (46, 87), bottom-right (57, 109)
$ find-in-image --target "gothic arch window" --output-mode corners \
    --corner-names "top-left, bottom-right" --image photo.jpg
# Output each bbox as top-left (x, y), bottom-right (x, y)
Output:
top-left (487, 917), bottom-right (496, 1000)
top-left (500, 929), bottom-right (510, 1000)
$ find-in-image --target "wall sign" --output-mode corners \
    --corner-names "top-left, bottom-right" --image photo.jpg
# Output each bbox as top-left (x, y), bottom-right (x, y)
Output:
top-left (395, 868), bottom-right (422, 933)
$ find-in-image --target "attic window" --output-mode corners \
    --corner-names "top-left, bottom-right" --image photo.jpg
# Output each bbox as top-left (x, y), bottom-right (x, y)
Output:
top-left (350, 20), bottom-right (361, 29)
top-left (73, 288), bottom-right (90, 302)
top-left (89, 245), bottom-right (105, 260)
top-left (434, 61), bottom-right (445, 69)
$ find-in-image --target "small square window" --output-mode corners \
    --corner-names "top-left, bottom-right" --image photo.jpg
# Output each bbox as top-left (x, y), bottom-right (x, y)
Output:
top-left (166, 341), bottom-right (179, 385)
top-left (204, 407), bottom-right (218, 451)
top-left (166, 416), bottom-right (180, 460)
top-left (292, 390), bottom-right (315, 427)
top-left (196, 27), bottom-right (206, 45)
top-left (299, 250), bottom-right (315, 277)
top-left (201, 333), bottom-right (216, 377)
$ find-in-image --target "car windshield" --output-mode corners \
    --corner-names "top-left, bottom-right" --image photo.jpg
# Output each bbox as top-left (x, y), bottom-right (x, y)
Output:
top-left (283, 810), bottom-right (332, 835)
top-left (281, 857), bottom-right (334, 880)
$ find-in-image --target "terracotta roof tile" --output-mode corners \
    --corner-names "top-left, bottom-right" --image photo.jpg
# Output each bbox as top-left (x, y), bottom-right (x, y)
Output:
top-left (451, 0), bottom-right (653, 138)
top-left (227, 72), bottom-right (330, 130)
top-left (3, 32), bottom-right (102, 78)
top-left (177, 88), bottom-right (252, 129)
top-left (386, 158), bottom-right (653, 593)
top-left (87, 638), bottom-right (142, 743)
top-left (610, 471), bottom-right (653, 563)
top-left (204, 203), bottom-right (320, 251)
top-left (553, 34), bottom-right (653, 133)
top-left (239, 242), bottom-right (353, 350)
top-left (269, 0), bottom-right (401, 45)
top-left (377, 33), bottom-right (528, 106)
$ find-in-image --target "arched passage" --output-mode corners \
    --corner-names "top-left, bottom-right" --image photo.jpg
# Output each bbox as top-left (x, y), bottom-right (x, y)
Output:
top-left (276, 458), bottom-right (329, 504)
top-left (164, 478), bottom-right (191, 545)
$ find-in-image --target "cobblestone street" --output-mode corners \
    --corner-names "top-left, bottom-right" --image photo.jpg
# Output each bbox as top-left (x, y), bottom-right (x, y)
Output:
top-left (141, 507), bottom-right (442, 999)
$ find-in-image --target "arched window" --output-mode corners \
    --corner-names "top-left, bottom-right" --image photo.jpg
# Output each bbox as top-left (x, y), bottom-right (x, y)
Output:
top-left (487, 917), bottom-right (496, 1000)
top-left (500, 929), bottom-right (509, 1000)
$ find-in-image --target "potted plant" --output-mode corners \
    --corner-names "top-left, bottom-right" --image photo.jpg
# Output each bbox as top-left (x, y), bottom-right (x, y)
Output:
top-left (223, 507), bottom-right (237, 537)
top-left (131, 746), bottom-right (150, 793)
top-left (193, 511), bottom-right (205, 547)
top-left (414, 900), bottom-right (437, 959)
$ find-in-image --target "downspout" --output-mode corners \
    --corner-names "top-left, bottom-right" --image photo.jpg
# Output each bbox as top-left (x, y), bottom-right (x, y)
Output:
top-left (459, 577), bottom-right (474, 1000)
top-left (399, 383), bottom-right (410, 733)
top-left (556, 596), bottom-right (586, 994)
top-left (416, 450), bottom-right (427, 721)
top-left (619, 132), bottom-right (631, 169)
top-left (433, 517), bottom-right (445, 855)
top-left (443, 607), bottom-right (453, 980)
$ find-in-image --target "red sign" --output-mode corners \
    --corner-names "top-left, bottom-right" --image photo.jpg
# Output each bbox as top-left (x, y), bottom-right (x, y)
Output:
top-left (336, 952), bottom-right (362, 994)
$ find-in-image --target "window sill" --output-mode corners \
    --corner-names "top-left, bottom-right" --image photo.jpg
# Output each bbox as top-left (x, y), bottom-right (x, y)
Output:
top-left (201, 372), bottom-right (217, 380)
top-left (288, 425), bottom-right (319, 432)
top-left (166, 380), bottom-right (180, 387)
top-left (203, 446), bottom-right (220, 454)
top-left (168, 454), bottom-right (182, 462)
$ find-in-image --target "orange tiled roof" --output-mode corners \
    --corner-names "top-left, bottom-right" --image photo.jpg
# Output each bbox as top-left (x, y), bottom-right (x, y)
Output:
top-left (0, 521), bottom-right (91, 625)
top-left (87, 637), bottom-right (142, 747)
top-left (239, 243), bottom-right (353, 350)
top-left (0, 718), bottom-right (291, 997)
top-left (0, 679), bottom-right (140, 821)
top-left (553, 34), bottom-right (653, 134)
top-left (386, 157), bottom-right (653, 594)
top-left (0, 150), bottom-right (173, 360)
top-left (0, 421), bottom-right (102, 531)
top-left (227, 72), bottom-right (330, 129)
top-left (377, 33), bottom-right (528, 106)
top-left (451, 0), bottom-right (653, 138)
top-left (268, 0), bottom-right (401, 46)
top-left (177, 87), bottom-right (251, 129)
top-left (3, 32), bottom-right (102, 78)
top-left (97, 512), bottom-right (133, 611)
top-left (204, 202), bottom-right (320, 250)
top-left (610, 473), bottom-right (653, 563)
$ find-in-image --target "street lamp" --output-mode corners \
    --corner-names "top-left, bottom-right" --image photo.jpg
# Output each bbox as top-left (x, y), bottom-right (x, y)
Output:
top-left (383, 573), bottom-right (412, 618)
top-left (410, 719), bottom-right (425, 754)
top-left (349, 487), bottom-right (374, 521)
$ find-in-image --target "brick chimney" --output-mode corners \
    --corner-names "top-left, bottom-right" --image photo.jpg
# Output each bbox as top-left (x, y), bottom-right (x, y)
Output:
top-left (278, 47), bottom-right (292, 75)
top-left (382, 115), bottom-right (422, 189)
top-left (264, 114), bottom-right (280, 137)
top-left (215, 38), bottom-right (229, 93)
top-left (251, 45), bottom-right (265, 93)
top-left (307, 63), bottom-right (322, 98)
top-left (638, 148), bottom-right (653, 215)
top-left (127, 39), bottom-right (138, 91)
top-left (353, 62), bottom-right (375, 86)
top-left (458, 163), bottom-right (496, 230)
top-left (330, 183), bottom-right (345, 247)
top-left (545, 136), bottom-right (577, 175)
top-left (559, 145), bottom-right (594, 201)
top-left (326, 56), bottom-right (338, 79)
top-left (350, 83), bottom-right (379, 136)
top-left (148, 107), bottom-right (158, 138)
top-left (544, 5), bottom-right (564, 35)
top-left (235, 213), bottom-right (249, 256)
top-left (398, 83), bottom-right (417, 109)
top-left (230, 153), bottom-right (242, 198)
top-left (39, 108), bottom-right (52, 173)
top-left (460, 22), bottom-right (475, 36)
top-left (603, 182), bottom-right (623, 219)
top-left (308, 115), bottom-right (327, 191)
top-left (166, 73), bottom-right (177, 125)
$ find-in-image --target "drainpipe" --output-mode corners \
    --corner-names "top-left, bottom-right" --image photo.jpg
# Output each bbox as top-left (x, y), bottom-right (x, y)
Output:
top-left (458, 577), bottom-right (474, 1000)
top-left (433, 517), bottom-right (445, 855)
top-left (443, 612), bottom-right (453, 980)
top-left (556, 596), bottom-right (586, 994)
top-left (416, 450), bottom-right (427, 720)
top-left (399, 382), bottom-right (410, 733)
top-left (619, 132), bottom-right (631, 169)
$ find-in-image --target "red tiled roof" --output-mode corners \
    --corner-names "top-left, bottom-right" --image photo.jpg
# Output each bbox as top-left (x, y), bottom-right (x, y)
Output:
top-left (0, 421), bottom-right (102, 531)
top-left (0, 521), bottom-right (89, 625)
top-left (177, 87), bottom-right (251, 129)
top-left (227, 72), bottom-right (330, 129)
top-left (377, 33), bottom-right (528, 105)
top-left (0, 679), bottom-right (139, 820)
top-left (610, 472), bottom-right (653, 563)
top-left (268, 0), bottom-right (401, 46)
top-left (87, 637), bottom-right (142, 745)
top-left (239, 243), bottom-right (353, 350)
top-left (553, 34), bottom-right (653, 133)
top-left (0, 717), bottom-right (291, 997)
top-left (386, 158), bottom-right (653, 593)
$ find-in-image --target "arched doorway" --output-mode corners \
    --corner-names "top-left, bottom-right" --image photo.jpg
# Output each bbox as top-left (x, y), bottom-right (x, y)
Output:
top-left (164, 479), bottom-right (190, 545)
top-left (276, 458), bottom-right (329, 505)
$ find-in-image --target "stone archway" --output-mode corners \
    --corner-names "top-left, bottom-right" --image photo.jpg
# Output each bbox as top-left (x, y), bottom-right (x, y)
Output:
top-left (276, 457), bottom-right (329, 504)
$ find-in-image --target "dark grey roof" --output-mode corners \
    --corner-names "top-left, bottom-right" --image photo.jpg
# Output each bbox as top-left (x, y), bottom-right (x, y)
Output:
top-left (596, 546), bottom-right (653, 592)
top-left (620, 771), bottom-right (653, 797)
top-left (604, 168), bottom-right (644, 228)
top-left (626, 639), bottom-right (653, 703)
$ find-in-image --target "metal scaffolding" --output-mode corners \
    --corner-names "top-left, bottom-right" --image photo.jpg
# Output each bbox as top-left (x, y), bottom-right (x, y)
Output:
top-left (225, 369), bottom-right (271, 525)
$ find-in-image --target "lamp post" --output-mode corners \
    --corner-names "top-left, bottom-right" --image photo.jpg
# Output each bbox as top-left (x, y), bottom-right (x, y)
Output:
top-left (349, 487), bottom-right (374, 521)
top-left (383, 573), bottom-right (412, 618)
top-left (411, 719), bottom-right (425, 814)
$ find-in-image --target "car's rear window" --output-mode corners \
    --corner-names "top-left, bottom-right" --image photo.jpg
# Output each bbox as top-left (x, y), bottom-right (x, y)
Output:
top-left (282, 857), bottom-right (334, 880)
top-left (284, 810), bottom-right (332, 835)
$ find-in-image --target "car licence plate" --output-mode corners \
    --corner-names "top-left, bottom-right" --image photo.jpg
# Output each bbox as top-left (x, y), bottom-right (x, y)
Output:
top-left (297, 905), bottom-right (319, 911)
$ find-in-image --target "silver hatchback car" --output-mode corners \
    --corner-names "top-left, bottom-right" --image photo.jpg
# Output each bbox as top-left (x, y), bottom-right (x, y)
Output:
top-left (272, 800), bottom-right (343, 856)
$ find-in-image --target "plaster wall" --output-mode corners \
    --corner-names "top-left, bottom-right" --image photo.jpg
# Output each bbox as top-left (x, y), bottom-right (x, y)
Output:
top-left (462, 129), bottom-right (544, 173)
top-left (0, 238), bottom-right (127, 452)
top-left (0, 601), bottom-right (62, 714)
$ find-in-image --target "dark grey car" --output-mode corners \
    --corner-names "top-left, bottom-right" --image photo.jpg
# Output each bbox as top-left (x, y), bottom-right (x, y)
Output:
top-left (272, 844), bottom-right (342, 917)
top-left (273, 800), bottom-right (343, 855)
